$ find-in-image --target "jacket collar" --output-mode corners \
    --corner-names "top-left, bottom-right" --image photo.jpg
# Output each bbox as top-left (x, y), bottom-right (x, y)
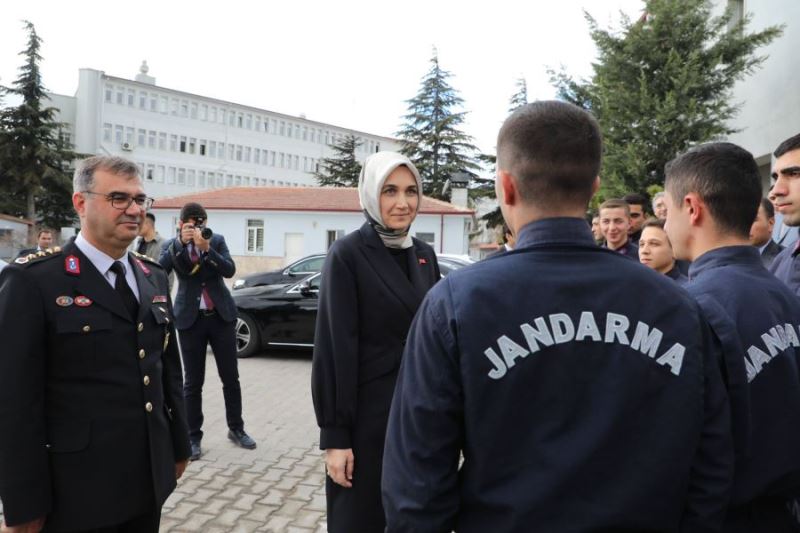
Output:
top-left (358, 223), bottom-right (433, 316)
top-left (689, 245), bottom-right (762, 279)
top-left (516, 217), bottom-right (596, 249)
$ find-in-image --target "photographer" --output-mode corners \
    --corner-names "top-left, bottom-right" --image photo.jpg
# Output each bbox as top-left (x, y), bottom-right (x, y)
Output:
top-left (159, 202), bottom-right (256, 461)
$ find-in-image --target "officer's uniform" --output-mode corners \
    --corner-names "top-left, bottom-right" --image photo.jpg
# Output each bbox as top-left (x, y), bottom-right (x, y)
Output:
top-left (382, 218), bottom-right (733, 533)
top-left (0, 237), bottom-right (190, 531)
top-left (604, 238), bottom-right (639, 260)
top-left (769, 235), bottom-right (800, 296)
top-left (687, 246), bottom-right (800, 531)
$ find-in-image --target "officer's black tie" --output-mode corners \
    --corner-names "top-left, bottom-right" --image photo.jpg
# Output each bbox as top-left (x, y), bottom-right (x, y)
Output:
top-left (109, 261), bottom-right (139, 320)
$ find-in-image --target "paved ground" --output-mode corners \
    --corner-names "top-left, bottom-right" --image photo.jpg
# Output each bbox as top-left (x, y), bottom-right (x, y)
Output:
top-left (1, 349), bottom-right (328, 532)
top-left (160, 349), bottom-right (327, 532)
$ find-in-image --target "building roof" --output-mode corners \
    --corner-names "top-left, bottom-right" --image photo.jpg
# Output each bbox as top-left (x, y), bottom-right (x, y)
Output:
top-left (0, 214), bottom-right (34, 226)
top-left (151, 187), bottom-right (473, 215)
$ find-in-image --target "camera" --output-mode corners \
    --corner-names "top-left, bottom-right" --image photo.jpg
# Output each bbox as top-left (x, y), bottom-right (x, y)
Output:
top-left (195, 225), bottom-right (213, 240)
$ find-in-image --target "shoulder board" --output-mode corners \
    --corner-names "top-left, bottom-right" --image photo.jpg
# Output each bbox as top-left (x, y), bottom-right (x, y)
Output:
top-left (131, 250), bottom-right (163, 268)
top-left (14, 246), bottom-right (63, 266)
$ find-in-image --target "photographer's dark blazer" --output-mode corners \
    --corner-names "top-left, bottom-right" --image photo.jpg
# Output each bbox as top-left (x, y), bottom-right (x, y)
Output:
top-left (0, 240), bottom-right (190, 531)
top-left (311, 222), bottom-right (440, 532)
top-left (159, 234), bottom-right (237, 330)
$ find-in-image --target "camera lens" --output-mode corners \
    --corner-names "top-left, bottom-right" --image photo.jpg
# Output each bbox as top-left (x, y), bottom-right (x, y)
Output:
top-left (201, 227), bottom-right (213, 239)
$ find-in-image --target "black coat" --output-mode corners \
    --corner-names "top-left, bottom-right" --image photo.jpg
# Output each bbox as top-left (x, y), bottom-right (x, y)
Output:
top-left (311, 222), bottom-right (440, 533)
top-left (0, 240), bottom-right (190, 531)
top-left (159, 233), bottom-right (237, 329)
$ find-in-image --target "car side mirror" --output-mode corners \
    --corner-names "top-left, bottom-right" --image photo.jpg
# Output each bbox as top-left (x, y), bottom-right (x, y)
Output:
top-left (300, 281), bottom-right (316, 297)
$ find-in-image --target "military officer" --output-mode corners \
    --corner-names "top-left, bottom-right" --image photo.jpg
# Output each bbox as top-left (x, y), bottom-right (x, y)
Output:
top-left (664, 142), bottom-right (800, 531)
top-left (0, 156), bottom-right (191, 532)
top-left (382, 101), bottom-right (733, 532)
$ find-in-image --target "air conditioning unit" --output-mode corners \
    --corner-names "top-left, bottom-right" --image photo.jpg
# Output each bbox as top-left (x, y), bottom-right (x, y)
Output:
top-left (121, 142), bottom-right (133, 151)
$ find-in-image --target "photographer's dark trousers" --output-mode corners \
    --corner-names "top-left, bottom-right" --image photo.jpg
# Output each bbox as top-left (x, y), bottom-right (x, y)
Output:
top-left (178, 311), bottom-right (243, 443)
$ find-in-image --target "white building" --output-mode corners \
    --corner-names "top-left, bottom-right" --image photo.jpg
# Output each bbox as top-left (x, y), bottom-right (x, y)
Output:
top-left (151, 186), bottom-right (473, 276)
top-left (49, 62), bottom-right (401, 198)
top-left (0, 214), bottom-right (33, 260)
top-left (717, 0), bottom-right (800, 182)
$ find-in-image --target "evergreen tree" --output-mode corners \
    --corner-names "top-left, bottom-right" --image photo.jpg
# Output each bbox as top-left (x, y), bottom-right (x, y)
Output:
top-left (551, 0), bottom-right (781, 198)
top-left (314, 134), bottom-right (362, 187)
top-left (508, 77), bottom-right (528, 113)
top-left (0, 21), bottom-right (79, 236)
top-left (396, 50), bottom-right (479, 201)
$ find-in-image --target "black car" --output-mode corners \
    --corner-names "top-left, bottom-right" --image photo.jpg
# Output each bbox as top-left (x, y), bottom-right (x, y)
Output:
top-left (232, 253), bottom-right (326, 290)
top-left (233, 255), bottom-right (475, 357)
top-left (234, 273), bottom-right (321, 357)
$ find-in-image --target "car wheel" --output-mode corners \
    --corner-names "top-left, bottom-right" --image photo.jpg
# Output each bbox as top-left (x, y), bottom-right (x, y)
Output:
top-left (235, 313), bottom-right (261, 358)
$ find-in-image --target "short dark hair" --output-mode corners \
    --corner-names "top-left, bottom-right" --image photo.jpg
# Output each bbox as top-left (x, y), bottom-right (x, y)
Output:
top-left (642, 217), bottom-right (666, 231)
top-left (37, 228), bottom-right (53, 238)
top-left (774, 133), bottom-right (800, 159)
top-left (622, 193), bottom-right (648, 212)
top-left (665, 142), bottom-right (761, 238)
top-left (760, 197), bottom-right (775, 220)
top-left (145, 212), bottom-right (156, 223)
top-left (599, 199), bottom-right (630, 217)
top-left (497, 100), bottom-right (602, 208)
top-left (180, 202), bottom-right (207, 222)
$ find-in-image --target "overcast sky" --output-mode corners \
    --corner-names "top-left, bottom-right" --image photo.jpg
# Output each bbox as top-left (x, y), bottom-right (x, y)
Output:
top-left (1, 0), bottom-right (644, 157)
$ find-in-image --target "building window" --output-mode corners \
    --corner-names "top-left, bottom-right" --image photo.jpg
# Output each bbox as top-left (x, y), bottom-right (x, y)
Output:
top-left (210, 107), bottom-right (217, 122)
top-left (226, 174), bottom-right (233, 186)
top-left (279, 121), bottom-right (285, 136)
top-left (189, 138), bottom-right (196, 155)
top-left (244, 146), bottom-right (251, 163)
top-left (103, 123), bottom-right (112, 142)
top-left (219, 142), bottom-right (226, 159)
top-left (280, 153), bottom-right (285, 168)
top-left (138, 129), bottom-right (146, 146)
top-left (180, 101), bottom-right (189, 117)
top-left (270, 151), bottom-right (276, 166)
top-left (125, 127), bottom-right (134, 144)
top-left (146, 164), bottom-right (155, 181)
top-left (209, 141), bottom-right (217, 158)
top-left (158, 132), bottom-right (167, 150)
top-left (295, 125), bottom-right (301, 139)
top-left (246, 219), bottom-right (264, 253)
top-left (169, 134), bottom-right (177, 152)
top-left (244, 176), bottom-right (251, 186)
top-left (190, 102), bottom-right (198, 119)
top-left (327, 230), bottom-right (344, 250)
top-left (147, 131), bottom-right (156, 149)
top-left (116, 88), bottom-right (124, 104)
top-left (416, 232), bottom-right (435, 244)
top-left (188, 169), bottom-right (196, 187)
top-left (127, 89), bottom-right (135, 106)
top-left (139, 92), bottom-right (147, 109)
top-left (179, 136), bottom-right (187, 153)
top-left (199, 140), bottom-right (207, 156)
top-left (177, 168), bottom-right (186, 185)
top-left (287, 123), bottom-right (293, 138)
top-left (294, 155), bottom-right (300, 170)
top-left (150, 95), bottom-right (158, 111)
top-left (167, 167), bottom-right (176, 184)
top-left (229, 144), bottom-right (235, 160)
top-left (156, 165), bottom-right (165, 183)
top-left (245, 114), bottom-right (252, 129)
top-left (160, 96), bottom-right (168, 113)
top-left (234, 175), bottom-right (242, 186)
top-left (199, 171), bottom-right (206, 187)
top-left (254, 148), bottom-right (260, 165)
top-left (105, 85), bottom-right (113, 103)
top-left (255, 116), bottom-right (262, 132)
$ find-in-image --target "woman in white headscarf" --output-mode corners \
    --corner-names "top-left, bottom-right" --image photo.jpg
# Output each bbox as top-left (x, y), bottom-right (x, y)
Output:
top-left (311, 152), bottom-right (441, 532)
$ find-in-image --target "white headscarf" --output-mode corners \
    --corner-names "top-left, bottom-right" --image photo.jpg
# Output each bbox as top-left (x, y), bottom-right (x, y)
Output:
top-left (358, 151), bottom-right (423, 249)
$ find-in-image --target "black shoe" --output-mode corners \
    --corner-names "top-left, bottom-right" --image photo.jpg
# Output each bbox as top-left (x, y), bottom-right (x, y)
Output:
top-left (228, 429), bottom-right (256, 450)
top-left (190, 441), bottom-right (202, 461)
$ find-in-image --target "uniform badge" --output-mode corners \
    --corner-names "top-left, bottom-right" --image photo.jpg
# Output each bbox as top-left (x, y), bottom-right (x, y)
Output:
top-left (418, 258), bottom-right (427, 265)
top-left (74, 295), bottom-right (93, 307)
top-left (134, 258), bottom-right (151, 276)
top-left (55, 296), bottom-right (74, 307)
top-left (14, 256), bottom-right (29, 264)
top-left (65, 255), bottom-right (80, 275)
top-left (152, 295), bottom-right (168, 303)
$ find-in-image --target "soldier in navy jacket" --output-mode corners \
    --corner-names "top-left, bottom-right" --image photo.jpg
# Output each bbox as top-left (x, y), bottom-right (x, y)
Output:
top-left (664, 142), bottom-right (800, 531)
top-left (599, 198), bottom-right (639, 259)
top-left (0, 156), bottom-right (190, 532)
top-left (769, 133), bottom-right (800, 293)
top-left (382, 101), bottom-right (733, 533)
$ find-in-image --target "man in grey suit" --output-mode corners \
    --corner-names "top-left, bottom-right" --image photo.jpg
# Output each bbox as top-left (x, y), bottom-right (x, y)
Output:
top-left (750, 197), bottom-right (785, 268)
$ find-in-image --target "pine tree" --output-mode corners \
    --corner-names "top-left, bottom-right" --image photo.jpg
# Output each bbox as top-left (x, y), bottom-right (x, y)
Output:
top-left (397, 50), bottom-right (479, 201)
top-left (0, 21), bottom-right (79, 236)
top-left (551, 0), bottom-right (782, 198)
top-left (314, 134), bottom-right (362, 187)
top-left (508, 77), bottom-right (528, 113)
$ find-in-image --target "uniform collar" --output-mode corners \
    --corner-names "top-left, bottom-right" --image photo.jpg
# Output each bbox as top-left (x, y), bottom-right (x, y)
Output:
top-left (75, 233), bottom-right (131, 276)
top-left (665, 264), bottom-right (683, 280)
top-left (516, 217), bottom-right (596, 249)
top-left (689, 245), bottom-right (762, 279)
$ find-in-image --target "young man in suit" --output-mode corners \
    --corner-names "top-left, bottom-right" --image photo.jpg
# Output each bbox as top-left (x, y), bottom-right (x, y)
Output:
top-left (16, 228), bottom-right (55, 258)
top-left (160, 202), bottom-right (256, 461)
top-left (0, 155), bottom-right (190, 532)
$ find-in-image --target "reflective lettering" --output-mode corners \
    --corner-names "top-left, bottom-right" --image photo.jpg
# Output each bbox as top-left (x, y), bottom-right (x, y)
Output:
top-left (484, 348), bottom-right (507, 380)
top-left (746, 345), bottom-right (772, 377)
top-left (605, 313), bottom-right (630, 345)
top-left (656, 343), bottom-right (685, 375)
top-left (762, 328), bottom-right (785, 358)
top-left (549, 313), bottom-right (575, 344)
top-left (630, 322), bottom-right (663, 358)
top-left (575, 311), bottom-right (602, 342)
top-left (497, 335), bottom-right (530, 369)
top-left (521, 318), bottom-right (554, 353)
top-left (785, 323), bottom-right (800, 348)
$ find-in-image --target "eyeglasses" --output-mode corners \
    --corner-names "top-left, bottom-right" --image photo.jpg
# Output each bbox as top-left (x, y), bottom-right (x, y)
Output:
top-left (82, 191), bottom-right (154, 210)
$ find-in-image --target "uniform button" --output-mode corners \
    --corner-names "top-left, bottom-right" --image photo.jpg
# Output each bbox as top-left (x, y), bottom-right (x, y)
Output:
top-left (82, 325), bottom-right (91, 333)
top-left (145, 402), bottom-right (153, 412)
top-left (138, 349), bottom-right (146, 359)
top-left (143, 375), bottom-right (150, 386)
top-left (137, 322), bottom-right (144, 332)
